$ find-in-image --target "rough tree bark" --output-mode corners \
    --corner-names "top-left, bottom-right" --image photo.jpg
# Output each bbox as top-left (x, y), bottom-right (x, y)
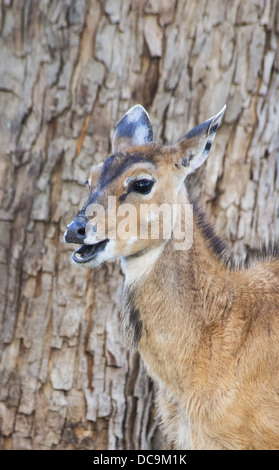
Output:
top-left (0, 0), bottom-right (279, 450)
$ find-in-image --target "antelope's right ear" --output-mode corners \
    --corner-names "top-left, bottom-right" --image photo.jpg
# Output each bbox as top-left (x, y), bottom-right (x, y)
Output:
top-left (173, 105), bottom-right (226, 179)
top-left (112, 104), bottom-right (153, 153)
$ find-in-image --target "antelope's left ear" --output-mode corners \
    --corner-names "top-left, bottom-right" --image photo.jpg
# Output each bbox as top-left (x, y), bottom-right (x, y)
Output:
top-left (173, 105), bottom-right (226, 178)
top-left (112, 104), bottom-right (153, 153)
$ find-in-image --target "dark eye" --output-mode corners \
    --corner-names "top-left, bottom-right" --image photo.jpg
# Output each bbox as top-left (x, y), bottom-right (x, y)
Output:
top-left (132, 179), bottom-right (154, 194)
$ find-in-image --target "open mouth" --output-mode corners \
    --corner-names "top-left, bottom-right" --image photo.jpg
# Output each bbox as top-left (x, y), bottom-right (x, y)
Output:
top-left (72, 239), bottom-right (109, 264)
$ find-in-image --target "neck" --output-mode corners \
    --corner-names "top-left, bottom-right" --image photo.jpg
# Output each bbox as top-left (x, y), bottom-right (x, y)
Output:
top-left (121, 188), bottom-right (232, 398)
top-left (120, 243), bottom-right (165, 286)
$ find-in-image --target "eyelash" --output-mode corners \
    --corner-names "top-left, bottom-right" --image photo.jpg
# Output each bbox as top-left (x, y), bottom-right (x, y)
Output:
top-left (84, 177), bottom-right (154, 195)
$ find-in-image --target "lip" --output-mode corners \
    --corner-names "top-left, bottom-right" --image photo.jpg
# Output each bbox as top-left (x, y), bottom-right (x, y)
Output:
top-left (72, 239), bottom-right (109, 263)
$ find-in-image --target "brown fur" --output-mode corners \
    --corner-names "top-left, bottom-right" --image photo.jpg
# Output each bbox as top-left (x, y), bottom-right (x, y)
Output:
top-left (125, 205), bottom-right (279, 449)
top-left (65, 105), bottom-right (279, 449)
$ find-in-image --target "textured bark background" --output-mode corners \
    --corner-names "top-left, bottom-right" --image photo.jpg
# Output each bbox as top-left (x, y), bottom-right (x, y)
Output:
top-left (0, 0), bottom-right (279, 450)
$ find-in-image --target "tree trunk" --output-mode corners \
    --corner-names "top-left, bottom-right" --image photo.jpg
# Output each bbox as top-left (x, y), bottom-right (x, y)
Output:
top-left (0, 0), bottom-right (278, 450)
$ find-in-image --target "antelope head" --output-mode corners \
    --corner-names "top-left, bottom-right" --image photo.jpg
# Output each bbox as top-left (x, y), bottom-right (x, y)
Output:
top-left (64, 104), bottom-right (225, 268)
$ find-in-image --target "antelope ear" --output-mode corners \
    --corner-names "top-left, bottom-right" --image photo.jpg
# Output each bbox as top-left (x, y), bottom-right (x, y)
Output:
top-left (112, 104), bottom-right (153, 153)
top-left (173, 105), bottom-right (226, 178)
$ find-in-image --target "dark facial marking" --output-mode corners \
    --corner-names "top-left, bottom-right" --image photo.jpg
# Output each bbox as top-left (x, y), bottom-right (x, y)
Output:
top-left (99, 153), bottom-right (153, 188)
top-left (119, 192), bottom-right (128, 202)
top-left (205, 141), bottom-right (212, 152)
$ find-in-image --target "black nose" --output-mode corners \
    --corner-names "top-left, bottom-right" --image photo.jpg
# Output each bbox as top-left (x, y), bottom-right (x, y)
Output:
top-left (64, 216), bottom-right (86, 244)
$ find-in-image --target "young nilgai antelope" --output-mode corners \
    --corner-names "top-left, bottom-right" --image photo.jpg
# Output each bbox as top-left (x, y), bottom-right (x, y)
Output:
top-left (65, 105), bottom-right (279, 450)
